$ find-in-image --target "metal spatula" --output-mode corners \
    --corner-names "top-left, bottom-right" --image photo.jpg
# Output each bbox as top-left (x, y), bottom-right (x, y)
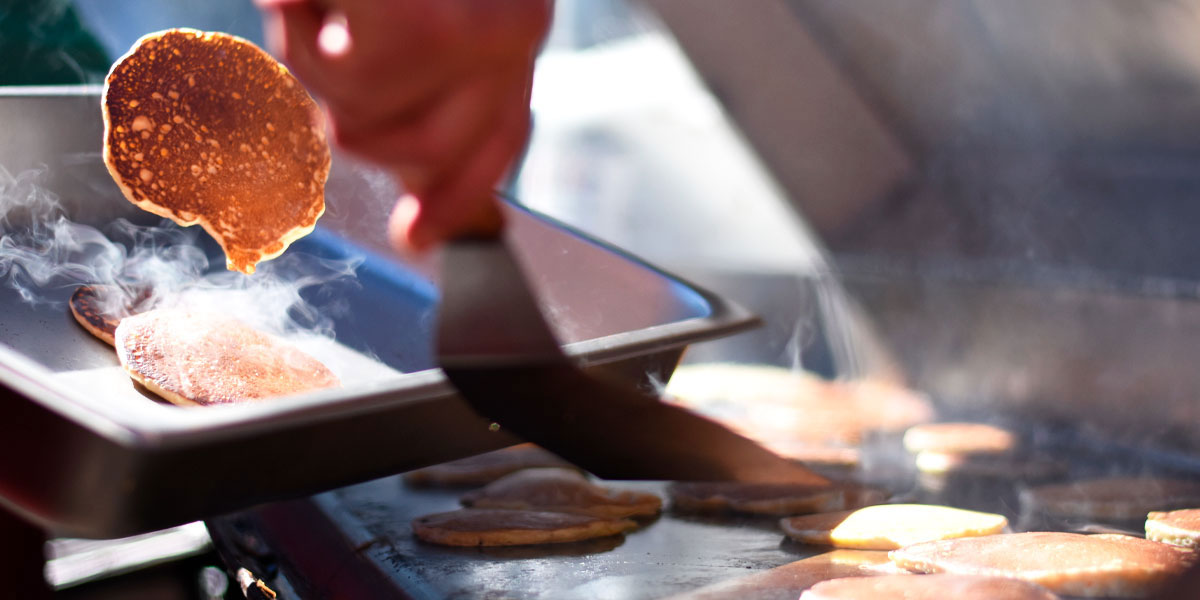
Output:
top-left (435, 211), bottom-right (828, 484)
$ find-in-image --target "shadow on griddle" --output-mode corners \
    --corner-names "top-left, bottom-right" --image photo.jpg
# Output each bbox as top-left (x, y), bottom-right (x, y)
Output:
top-left (131, 379), bottom-right (173, 406)
top-left (416, 533), bottom-right (626, 559)
top-left (666, 510), bottom-right (785, 534)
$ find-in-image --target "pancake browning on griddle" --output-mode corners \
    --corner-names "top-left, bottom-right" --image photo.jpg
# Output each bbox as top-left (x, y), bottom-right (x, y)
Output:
top-left (889, 532), bottom-right (1196, 597)
top-left (460, 468), bottom-right (662, 519)
top-left (69, 284), bottom-right (154, 345)
top-left (114, 308), bottom-right (339, 406)
top-left (411, 508), bottom-right (637, 547)
top-left (403, 444), bottom-right (577, 487)
top-left (1147, 508), bottom-right (1200, 548)
top-left (801, 574), bottom-right (1060, 600)
top-left (780, 504), bottom-right (1008, 550)
top-left (103, 28), bottom-right (330, 274)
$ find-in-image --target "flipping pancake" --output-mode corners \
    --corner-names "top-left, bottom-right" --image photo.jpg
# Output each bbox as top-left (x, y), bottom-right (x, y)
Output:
top-left (1147, 508), bottom-right (1200, 548)
top-left (103, 29), bottom-right (330, 274)
top-left (1020, 477), bottom-right (1200, 521)
top-left (663, 550), bottom-right (898, 600)
top-left (889, 532), bottom-right (1196, 597)
top-left (781, 504), bottom-right (1008, 550)
top-left (801, 574), bottom-right (1059, 600)
top-left (411, 508), bottom-right (636, 547)
top-left (114, 308), bottom-right (339, 405)
top-left (69, 284), bottom-right (154, 345)
top-left (460, 468), bottom-right (662, 519)
top-left (404, 444), bottom-right (577, 488)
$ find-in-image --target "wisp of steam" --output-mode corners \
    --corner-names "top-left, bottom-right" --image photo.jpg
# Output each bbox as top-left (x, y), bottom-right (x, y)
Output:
top-left (0, 163), bottom-right (377, 378)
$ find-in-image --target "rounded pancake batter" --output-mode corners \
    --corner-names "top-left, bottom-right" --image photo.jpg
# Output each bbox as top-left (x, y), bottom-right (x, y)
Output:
top-left (1147, 508), bottom-right (1200, 548)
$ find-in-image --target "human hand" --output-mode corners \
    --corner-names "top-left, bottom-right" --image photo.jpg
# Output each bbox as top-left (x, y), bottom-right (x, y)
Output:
top-left (253, 0), bottom-right (552, 250)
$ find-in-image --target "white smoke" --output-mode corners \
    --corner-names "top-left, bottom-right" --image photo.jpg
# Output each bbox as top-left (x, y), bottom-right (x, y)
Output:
top-left (0, 164), bottom-right (362, 340)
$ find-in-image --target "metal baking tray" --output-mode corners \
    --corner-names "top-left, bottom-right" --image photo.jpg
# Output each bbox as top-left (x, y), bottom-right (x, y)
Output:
top-left (0, 87), bottom-right (758, 539)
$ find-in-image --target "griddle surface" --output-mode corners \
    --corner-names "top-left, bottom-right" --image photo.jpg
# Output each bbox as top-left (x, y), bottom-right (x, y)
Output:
top-left (315, 477), bottom-right (824, 599)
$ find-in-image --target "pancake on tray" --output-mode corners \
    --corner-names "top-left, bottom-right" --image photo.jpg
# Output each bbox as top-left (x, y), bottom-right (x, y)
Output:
top-left (781, 504), bottom-right (1008, 550)
top-left (411, 508), bottom-right (636, 547)
top-left (662, 550), bottom-right (898, 600)
top-left (114, 308), bottom-right (340, 406)
top-left (69, 284), bottom-right (154, 346)
top-left (801, 574), bottom-right (1059, 600)
top-left (889, 532), bottom-right (1196, 597)
top-left (1147, 508), bottom-right (1200, 548)
top-left (1020, 476), bottom-right (1200, 522)
top-left (103, 29), bottom-right (330, 274)
top-left (665, 364), bottom-right (933, 454)
top-left (460, 468), bottom-right (662, 519)
top-left (404, 444), bottom-right (577, 488)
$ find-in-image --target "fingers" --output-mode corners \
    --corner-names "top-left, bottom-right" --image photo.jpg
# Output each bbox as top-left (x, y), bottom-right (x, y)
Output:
top-left (390, 72), bottom-right (531, 249)
top-left (327, 70), bottom-right (509, 178)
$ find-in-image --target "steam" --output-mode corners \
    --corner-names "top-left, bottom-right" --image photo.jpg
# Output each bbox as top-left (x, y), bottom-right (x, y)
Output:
top-left (0, 165), bottom-right (361, 340)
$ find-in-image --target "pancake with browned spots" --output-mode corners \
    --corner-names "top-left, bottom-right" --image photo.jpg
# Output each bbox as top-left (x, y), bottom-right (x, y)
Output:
top-left (114, 308), bottom-right (339, 406)
top-left (103, 29), bottom-right (329, 274)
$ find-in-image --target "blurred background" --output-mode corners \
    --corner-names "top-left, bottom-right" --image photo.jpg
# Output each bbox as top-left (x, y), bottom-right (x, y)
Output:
top-left (13, 0), bottom-right (1200, 596)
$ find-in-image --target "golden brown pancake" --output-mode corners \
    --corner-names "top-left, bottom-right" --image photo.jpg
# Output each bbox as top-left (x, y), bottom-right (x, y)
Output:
top-left (1147, 508), bottom-right (1200, 548)
top-left (114, 308), bottom-right (339, 406)
top-left (668, 481), bottom-right (844, 516)
top-left (889, 532), bottom-right (1196, 597)
top-left (410, 508), bottom-right (637, 547)
top-left (662, 550), bottom-right (897, 600)
top-left (665, 364), bottom-right (934, 448)
top-left (780, 504), bottom-right (1008, 550)
top-left (460, 468), bottom-right (662, 519)
top-left (1020, 477), bottom-right (1200, 521)
top-left (69, 284), bottom-right (154, 346)
top-left (801, 574), bottom-right (1059, 600)
top-left (103, 29), bottom-right (330, 274)
top-left (902, 422), bottom-right (1016, 455)
top-left (403, 444), bottom-right (577, 488)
